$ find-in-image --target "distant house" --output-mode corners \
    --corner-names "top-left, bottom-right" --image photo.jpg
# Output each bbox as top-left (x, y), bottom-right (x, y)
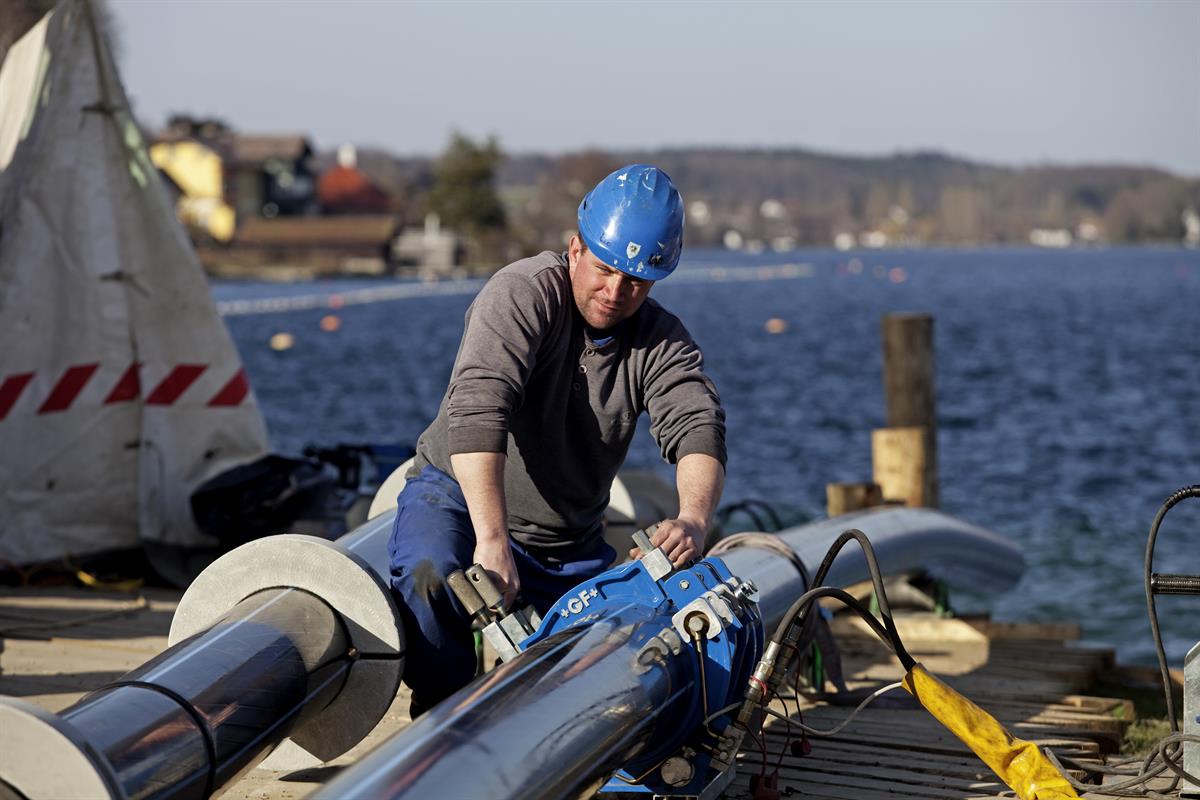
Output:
top-left (225, 133), bottom-right (316, 219)
top-left (228, 215), bottom-right (403, 276)
top-left (317, 144), bottom-right (395, 215)
top-left (149, 116), bottom-right (317, 242)
top-left (392, 213), bottom-right (463, 276)
top-left (149, 129), bottom-right (237, 242)
top-left (151, 120), bottom-right (462, 277)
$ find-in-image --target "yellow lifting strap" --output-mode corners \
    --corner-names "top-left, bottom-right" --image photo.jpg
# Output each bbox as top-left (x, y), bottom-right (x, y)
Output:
top-left (902, 663), bottom-right (1080, 800)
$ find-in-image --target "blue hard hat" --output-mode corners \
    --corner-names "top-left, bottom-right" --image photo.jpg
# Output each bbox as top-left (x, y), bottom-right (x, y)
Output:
top-left (577, 164), bottom-right (684, 281)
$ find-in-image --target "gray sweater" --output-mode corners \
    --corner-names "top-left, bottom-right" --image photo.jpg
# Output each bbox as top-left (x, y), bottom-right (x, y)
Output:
top-left (412, 250), bottom-right (726, 555)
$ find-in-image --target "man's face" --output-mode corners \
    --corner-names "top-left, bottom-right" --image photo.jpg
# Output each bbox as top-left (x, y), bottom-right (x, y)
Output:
top-left (567, 235), bottom-right (653, 331)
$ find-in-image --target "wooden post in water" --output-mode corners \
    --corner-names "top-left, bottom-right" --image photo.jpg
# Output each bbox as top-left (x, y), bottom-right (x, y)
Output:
top-left (825, 482), bottom-right (883, 517)
top-left (874, 313), bottom-right (938, 507)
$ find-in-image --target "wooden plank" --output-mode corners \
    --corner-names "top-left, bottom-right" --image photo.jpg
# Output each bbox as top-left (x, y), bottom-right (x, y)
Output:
top-left (760, 759), bottom-right (1000, 800)
top-left (729, 773), bottom-right (877, 800)
top-left (791, 703), bottom-right (1125, 737)
top-left (770, 754), bottom-right (1009, 795)
top-left (792, 705), bottom-right (1109, 743)
top-left (760, 718), bottom-right (1099, 760)
top-left (960, 618), bottom-right (1081, 641)
top-left (755, 739), bottom-right (1007, 786)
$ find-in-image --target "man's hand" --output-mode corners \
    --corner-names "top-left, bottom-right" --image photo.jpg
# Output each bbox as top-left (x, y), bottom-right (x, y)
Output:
top-left (473, 535), bottom-right (520, 610)
top-left (628, 453), bottom-right (724, 567)
top-left (628, 517), bottom-right (707, 567)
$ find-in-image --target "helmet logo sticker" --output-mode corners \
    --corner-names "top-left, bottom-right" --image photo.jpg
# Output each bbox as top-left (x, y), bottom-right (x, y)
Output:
top-left (626, 241), bottom-right (642, 259)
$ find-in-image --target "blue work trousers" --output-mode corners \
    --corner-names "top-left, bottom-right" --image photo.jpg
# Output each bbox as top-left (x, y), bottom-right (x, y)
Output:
top-left (387, 465), bottom-right (616, 709)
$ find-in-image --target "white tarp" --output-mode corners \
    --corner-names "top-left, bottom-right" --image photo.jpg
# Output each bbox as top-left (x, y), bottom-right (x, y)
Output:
top-left (0, 0), bottom-right (269, 575)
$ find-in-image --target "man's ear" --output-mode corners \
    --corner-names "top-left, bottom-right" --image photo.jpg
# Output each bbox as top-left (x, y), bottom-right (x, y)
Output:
top-left (568, 234), bottom-right (581, 267)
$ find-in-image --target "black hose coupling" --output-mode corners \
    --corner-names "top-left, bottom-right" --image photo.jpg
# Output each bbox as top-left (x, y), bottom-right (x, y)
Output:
top-left (1150, 573), bottom-right (1200, 596)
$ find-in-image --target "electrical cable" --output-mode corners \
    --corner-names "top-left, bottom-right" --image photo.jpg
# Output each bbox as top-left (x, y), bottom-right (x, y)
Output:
top-left (770, 687), bottom-right (793, 779)
top-left (0, 595), bottom-right (150, 638)
top-left (690, 627), bottom-right (711, 720)
top-left (714, 499), bottom-right (785, 533)
top-left (703, 701), bottom-right (743, 726)
top-left (759, 681), bottom-right (904, 737)
top-left (709, 531), bottom-right (809, 585)
top-left (1043, 736), bottom-right (1200, 797)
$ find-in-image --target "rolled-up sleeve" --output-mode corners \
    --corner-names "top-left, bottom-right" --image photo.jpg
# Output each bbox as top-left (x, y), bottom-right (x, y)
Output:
top-left (446, 274), bottom-right (551, 455)
top-left (644, 322), bottom-right (727, 466)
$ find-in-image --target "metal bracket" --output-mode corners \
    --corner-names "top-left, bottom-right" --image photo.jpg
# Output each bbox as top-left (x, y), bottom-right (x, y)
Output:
top-left (650, 763), bottom-right (737, 800)
top-left (447, 564), bottom-right (541, 663)
top-left (633, 525), bottom-right (674, 581)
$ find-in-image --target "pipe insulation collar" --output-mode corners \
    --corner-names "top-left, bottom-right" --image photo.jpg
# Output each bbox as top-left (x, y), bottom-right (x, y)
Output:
top-left (0, 697), bottom-right (124, 800)
top-left (170, 534), bottom-right (404, 763)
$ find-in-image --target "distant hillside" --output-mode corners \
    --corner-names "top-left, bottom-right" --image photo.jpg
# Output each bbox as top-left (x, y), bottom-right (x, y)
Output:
top-left (304, 140), bottom-right (1199, 251)
top-left (496, 148), bottom-right (1199, 248)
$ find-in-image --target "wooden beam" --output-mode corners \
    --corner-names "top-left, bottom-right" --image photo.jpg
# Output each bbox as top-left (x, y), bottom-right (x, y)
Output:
top-left (881, 313), bottom-right (938, 507)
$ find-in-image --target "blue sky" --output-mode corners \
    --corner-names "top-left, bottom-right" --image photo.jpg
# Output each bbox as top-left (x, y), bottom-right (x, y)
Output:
top-left (109, 0), bottom-right (1199, 175)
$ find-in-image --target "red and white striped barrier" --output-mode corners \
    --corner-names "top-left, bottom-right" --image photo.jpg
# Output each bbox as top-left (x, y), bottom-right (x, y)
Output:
top-left (0, 363), bottom-right (252, 421)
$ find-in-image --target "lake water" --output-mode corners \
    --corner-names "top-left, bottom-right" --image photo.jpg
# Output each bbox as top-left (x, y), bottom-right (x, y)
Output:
top-left (217, 247), bottom-right (1200, 666)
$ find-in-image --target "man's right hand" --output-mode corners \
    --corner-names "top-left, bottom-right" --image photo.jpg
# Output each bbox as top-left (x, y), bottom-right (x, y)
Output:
top-left (473, 535), bottom-right (520, 610)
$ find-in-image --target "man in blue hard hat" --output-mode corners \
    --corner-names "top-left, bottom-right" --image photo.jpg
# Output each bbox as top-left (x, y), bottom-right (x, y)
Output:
top-left (388, 164), bottom-right (727, 715)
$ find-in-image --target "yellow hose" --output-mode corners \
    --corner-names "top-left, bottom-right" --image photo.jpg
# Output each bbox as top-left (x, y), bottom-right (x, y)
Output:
top-left (902, 663), bottom-right (1079, 800)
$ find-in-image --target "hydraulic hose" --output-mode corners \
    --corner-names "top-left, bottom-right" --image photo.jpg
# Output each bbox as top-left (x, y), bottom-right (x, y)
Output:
top-left (1144, 484), bottom-right (1200, 735)
top-left (774, 528), bottom-right (914, 670)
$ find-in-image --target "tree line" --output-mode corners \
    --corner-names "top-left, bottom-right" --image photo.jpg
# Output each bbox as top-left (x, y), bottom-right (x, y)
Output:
top-left (411, 135), bottom-right (1200, 266)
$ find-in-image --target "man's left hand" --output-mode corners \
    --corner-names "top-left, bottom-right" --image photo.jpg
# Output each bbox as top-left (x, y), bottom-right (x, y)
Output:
top-left (628, 517), bottom-right (707, 567)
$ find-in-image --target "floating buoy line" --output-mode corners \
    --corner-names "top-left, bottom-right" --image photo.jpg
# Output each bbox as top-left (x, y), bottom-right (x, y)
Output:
top-left (215, 263), bottom-right (814, 317)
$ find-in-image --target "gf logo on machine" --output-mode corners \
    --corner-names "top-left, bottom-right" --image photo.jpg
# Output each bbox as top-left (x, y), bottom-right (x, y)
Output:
top-left (560, 587), bottom-right (601, 617)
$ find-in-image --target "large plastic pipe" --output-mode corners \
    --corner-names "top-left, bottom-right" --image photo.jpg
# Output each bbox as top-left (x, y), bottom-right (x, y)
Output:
top-left (314, 507), bottom-right (1023, 800)
top-left (0, 588), bottom-right (351, 800)
top-left (0, 515), bottom-right (404, 800)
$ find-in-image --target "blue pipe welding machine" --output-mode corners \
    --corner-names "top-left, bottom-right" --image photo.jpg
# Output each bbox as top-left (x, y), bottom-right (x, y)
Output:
top-left (516, 533), bottom-right (763, 797)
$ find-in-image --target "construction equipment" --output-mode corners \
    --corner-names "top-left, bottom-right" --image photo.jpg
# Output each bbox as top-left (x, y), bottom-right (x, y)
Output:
top-left (447, 563), bottom-right (542, 662)
top-left (314, 513), bottom-right (1032, 800)
top-left (317, 527), bottom-right (763, 800)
